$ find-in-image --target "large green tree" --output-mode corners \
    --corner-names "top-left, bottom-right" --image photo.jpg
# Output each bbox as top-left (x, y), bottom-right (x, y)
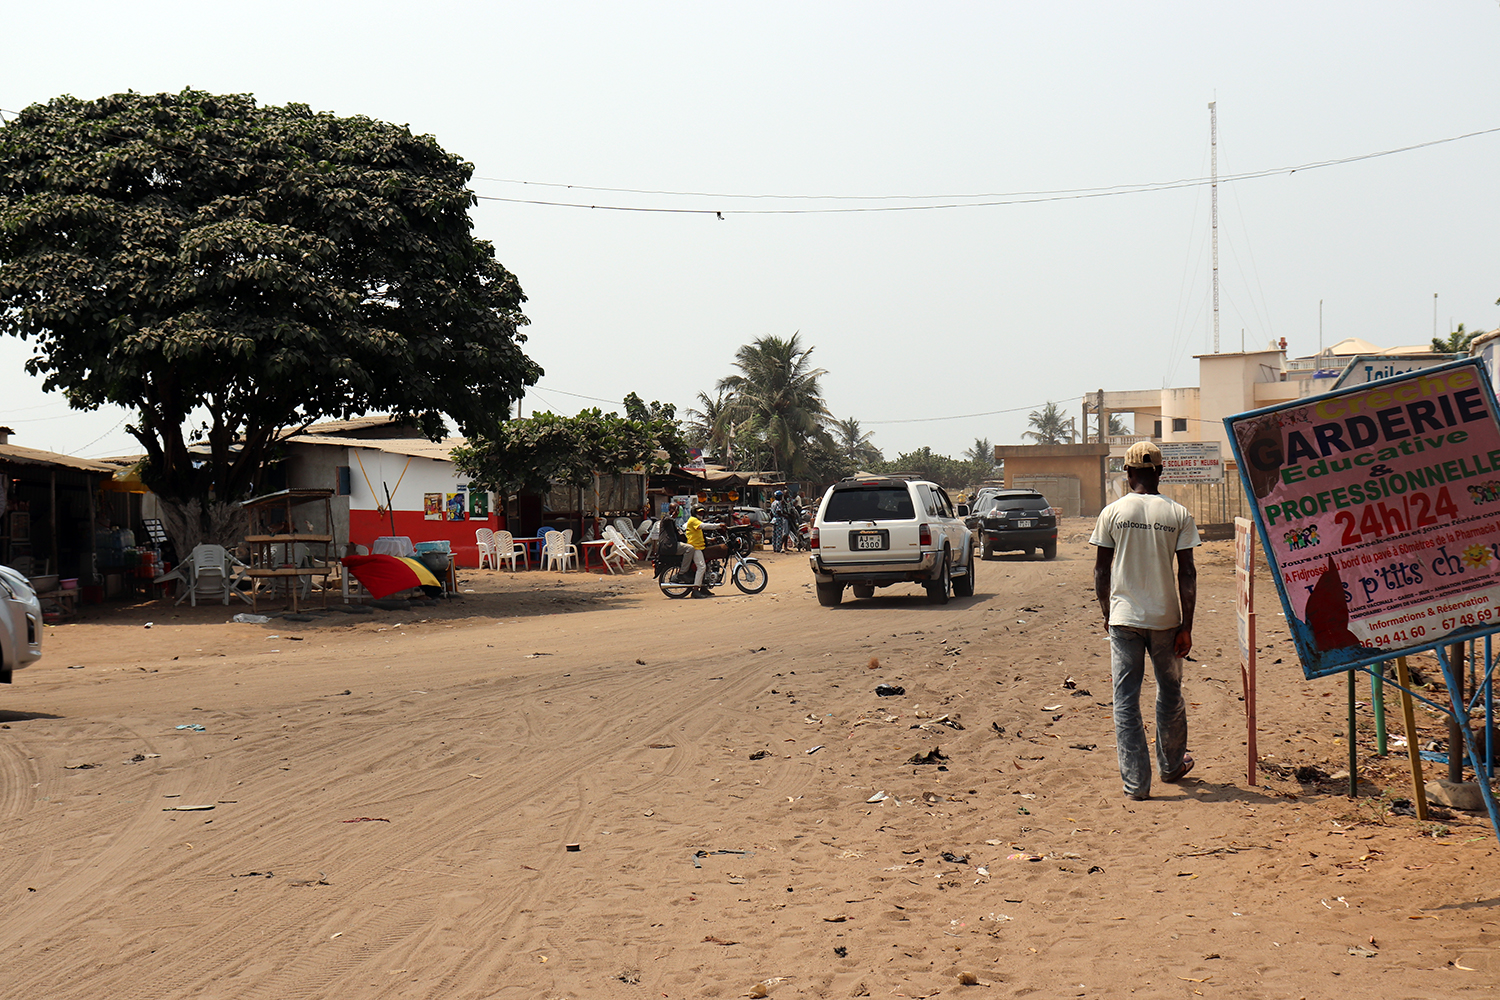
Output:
top-left (716, 333), bottom-right (830, 477)
top-left (451, 394), bottom-right (686, 496)
top-left (1432, 324), bottom-right (1476, 354)
top-left (0, 89), bottom-right (539, 513)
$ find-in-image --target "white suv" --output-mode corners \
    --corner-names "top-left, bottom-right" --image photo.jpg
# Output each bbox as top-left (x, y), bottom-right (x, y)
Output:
top-left (808, 476), bottom-right (975, 606)
top-left (0, 565), bottom-right (42, 683)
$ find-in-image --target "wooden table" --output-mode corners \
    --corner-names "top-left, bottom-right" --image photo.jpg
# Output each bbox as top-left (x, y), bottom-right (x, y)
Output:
top-left (243, 534), bottom-right (333, 613)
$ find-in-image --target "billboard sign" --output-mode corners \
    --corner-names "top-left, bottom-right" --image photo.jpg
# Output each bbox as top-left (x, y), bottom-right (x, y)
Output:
top-left (1225, 357), bottom-right (1500, 679)
top-left (1160, 441), bottom-right (1223, 483)
top-left (1331, 353), bottom-right (1463, 390)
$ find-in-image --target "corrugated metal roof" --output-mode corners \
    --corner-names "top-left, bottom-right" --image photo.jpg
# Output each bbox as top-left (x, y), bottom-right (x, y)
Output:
top-left (0, 442), bottom-right (117, 474)
top-left (283, 434), bottom-right (465, 461)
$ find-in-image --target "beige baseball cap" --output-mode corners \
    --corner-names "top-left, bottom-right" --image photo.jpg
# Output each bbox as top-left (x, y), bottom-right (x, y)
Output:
top-left (1123, 440), bottom-right (1163, 470)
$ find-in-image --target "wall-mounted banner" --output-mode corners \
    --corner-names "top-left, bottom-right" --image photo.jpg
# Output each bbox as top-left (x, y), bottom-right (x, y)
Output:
top-left (1160, 441), bottom-right (1223, 483)
top-left (1225, 357), bottom-right (1500, 679)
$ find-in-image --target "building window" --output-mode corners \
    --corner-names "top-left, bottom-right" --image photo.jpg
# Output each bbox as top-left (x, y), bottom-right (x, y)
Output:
top-left (1153, 420), bottom-right (1162, 438)
top-left (1172, 418), bottom-right (1188, 433)
top-left (336, 466), bottom-right (351, 496)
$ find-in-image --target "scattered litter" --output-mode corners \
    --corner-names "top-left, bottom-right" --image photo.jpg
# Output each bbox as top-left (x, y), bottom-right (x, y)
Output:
top-left (341, 817), bottom-right (390, 823)
top-left (940, 851), bottom-right (969, 864)
top-left (162, 804), bottom-right (216, 812)
top-left (806, 745), bottom-right (824, 755)
top-left (232, 614), bottom-right (271, 624)
top-left (991, 723), bottom-right (1006, 736)
top-left (1348, 945), bottom-right (1377, 958)
top-left (565, 843), bottom-right (581, 852)
top-left (907, 748), bottom-right (949, 766)
top-left (749, 750), bottom-right (772, 760)
top-left (143, 622), bottom-right (153, 628)
top-left (67, 664), bottom-right (85, 670)
top-left (1070, 743), bottom-right (1097, 752)
top-left (875, 683), bottom-right (905, 697)
top-left (175, 724), bottom-right (206, 732)
top-left (232, 871), bottom-right (274, 878)
top-left (647, 743), bottom-right (675, 749)
top-left (287, 872), bottom-right (331, 887)
top-left (823, 914), bottom-right (848, 923)
top-left (691, 848), bottom-right (752, 868)
top-left (1062, 676), bottom-right (1076, 689)
top-left (525, 652), bottom-right (553, 658)
top-left (703, 934), bottom-right (737, 945)
top-left (1043, 704), bottom-right (1062, 711)
top-left (922, 792), bottom-right (943, 804)
top-left (866, 791), bottom-right (889, 803)
top-left (958, 971), bottom-right (980, 985)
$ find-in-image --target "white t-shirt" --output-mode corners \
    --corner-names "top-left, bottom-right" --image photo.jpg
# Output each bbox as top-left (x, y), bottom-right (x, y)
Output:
top-left (1089, 491), bottom-right (1199, 630)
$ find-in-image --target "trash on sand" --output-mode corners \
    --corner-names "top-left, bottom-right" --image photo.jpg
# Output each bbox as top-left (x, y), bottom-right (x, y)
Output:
top-left (565, 843), bottom-right (581, 852)
top-left (162, 804), bottom-right (216, 812)
top-left (340, 817), bottom-right (390, 823)
top-left (143, 622), bottom-right (153, 628)
top-left (957, 971), bottom-right (980, 985)
top-left (1347, 945), bottom-right (1377, 958)
top-left (175, 724), bottom-right (206, 732)
top-left (749, 750), bottom-right (772, 760)
top-left (233, 614), bottom-right (271, 624)
top-left (63, 762), bottom-right (100, 769)
top-left (907, 748), bottom-right (949, 766)
top-left (875, 683), bottom-right (905, 697)
top-left (1070, 743), bottom-right (1097, 752)
top-left (867, 790), bottom-right (889, 803)
top-left (806, 745), bottom-right (824, 754)
top-left (749, 978), bottom-right (788, 998)
top-left (941, 851), bottom-right (970, 864)
top-left (1042, 704), bottom-right (1062, 711)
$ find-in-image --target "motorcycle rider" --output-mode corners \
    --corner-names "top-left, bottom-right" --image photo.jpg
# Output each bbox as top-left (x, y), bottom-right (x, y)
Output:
top-left (680, 504), bottom-right (726, 596)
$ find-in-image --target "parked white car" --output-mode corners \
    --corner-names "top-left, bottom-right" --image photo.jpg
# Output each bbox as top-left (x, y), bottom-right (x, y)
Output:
top-left (808, 476), bottom-right (975, 606)
top-left (0, 565), bottom-right (42, 683)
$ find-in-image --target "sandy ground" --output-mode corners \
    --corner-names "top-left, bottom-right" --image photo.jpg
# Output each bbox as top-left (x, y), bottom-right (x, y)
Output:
top-left (1, 520), bottom-right (1496, 1000)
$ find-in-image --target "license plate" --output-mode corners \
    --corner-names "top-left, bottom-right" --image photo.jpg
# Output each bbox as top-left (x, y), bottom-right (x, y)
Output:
top-left (1015, 519), bottom-right (1033, 528)
top-left (851, 530), bottom-right (887, 551)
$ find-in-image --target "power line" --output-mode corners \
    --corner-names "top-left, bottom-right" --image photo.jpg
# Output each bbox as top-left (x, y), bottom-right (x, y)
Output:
top-left (864, 399), bottom-right (1075, 425)
top-left (475, 125), bottom-right (1500, 215)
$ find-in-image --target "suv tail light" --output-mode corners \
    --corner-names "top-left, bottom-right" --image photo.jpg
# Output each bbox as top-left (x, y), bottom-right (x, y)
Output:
top-left (809, 526), bottom-right (820, 549)
top-left (919, 523), bottom-right (932, 546)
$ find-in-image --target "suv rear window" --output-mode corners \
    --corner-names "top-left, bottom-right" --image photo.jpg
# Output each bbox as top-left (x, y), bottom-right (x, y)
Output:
top-left (992, 495), bottom-right (1050, 513)
top-left (824, 487), bottom-right (915, 522)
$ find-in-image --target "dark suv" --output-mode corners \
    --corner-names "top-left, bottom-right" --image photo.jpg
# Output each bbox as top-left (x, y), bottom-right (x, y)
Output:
top-left (968, 489), bottom-right (1057, 560)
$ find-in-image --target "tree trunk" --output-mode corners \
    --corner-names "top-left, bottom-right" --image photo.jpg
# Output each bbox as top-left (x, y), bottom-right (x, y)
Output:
top-left (157, 499), bottom-right (249, 560)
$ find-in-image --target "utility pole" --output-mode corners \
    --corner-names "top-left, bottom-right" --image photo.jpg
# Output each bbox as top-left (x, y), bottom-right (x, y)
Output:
top-left (1210, 101), bottom-right (1219, 354)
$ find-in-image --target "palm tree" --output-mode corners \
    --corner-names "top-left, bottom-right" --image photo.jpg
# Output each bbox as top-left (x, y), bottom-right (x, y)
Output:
top-left (1108, 414), bottom-right (1130, 436)
top-left (1433, 324), bottom-right (1476, 354)
top-left (717, 333), bottom-right (830, 476)
top-left (1024, 402), bottom-right (1076, 445)
top-left (684, 390), bottom-right (734, 462)
top-left (965, 437), bottom-right (994, 466)
top-left (830, 416), bottom-right (883, 468)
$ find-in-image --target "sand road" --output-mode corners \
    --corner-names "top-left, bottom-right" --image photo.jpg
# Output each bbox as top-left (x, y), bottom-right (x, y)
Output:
top-left (0, 524), bottom-right (1495, 999)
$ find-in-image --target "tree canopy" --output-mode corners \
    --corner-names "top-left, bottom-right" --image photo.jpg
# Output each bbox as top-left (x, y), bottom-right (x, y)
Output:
top-left (716, 333), bottom-right (830, 477)
top-left (1023, 401), bottom-right (1076, 445)
top-left (451, 394), bottom-right (687, 496)
top-left (0, 89), bottom-right (539, 506)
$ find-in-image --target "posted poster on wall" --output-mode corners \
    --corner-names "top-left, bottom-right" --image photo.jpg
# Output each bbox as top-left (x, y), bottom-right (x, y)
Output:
top-left (424, 494), bottom-right (444, 520)
top-left (1225, 357), bottom-right (1500, 679)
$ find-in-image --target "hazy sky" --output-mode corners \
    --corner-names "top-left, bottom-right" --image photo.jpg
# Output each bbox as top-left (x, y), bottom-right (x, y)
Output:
top-left (3, 2), bottom-right (1498, 462)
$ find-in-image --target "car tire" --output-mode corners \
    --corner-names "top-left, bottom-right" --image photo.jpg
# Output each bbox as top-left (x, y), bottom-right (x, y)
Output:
top-left (816, 582), bottom-right (844, 607)
top-left (981, 540), bottom-right (993, 560)
top-left (952, 550), bottom-right (975, 598)
top-left (1041, 541), bottom-right (1057, 560)
top-left (852, 583), bottom-right (875, 600)
top-left (925, 551), bottom-right (950, 605)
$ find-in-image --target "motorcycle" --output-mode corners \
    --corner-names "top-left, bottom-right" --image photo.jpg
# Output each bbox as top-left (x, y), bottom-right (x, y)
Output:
top-left (656, 524), bottom-right (769, 598)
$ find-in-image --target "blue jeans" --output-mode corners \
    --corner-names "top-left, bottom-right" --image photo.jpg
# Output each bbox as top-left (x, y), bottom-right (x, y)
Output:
top-left (1109, 625), bottom-right (1188, 798)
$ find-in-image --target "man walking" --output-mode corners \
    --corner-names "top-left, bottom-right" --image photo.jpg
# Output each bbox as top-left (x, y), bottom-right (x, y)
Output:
top-left (770, 490), bottom-right (787, 553)
top-left (1091, 441), bottom-right (1199, 800)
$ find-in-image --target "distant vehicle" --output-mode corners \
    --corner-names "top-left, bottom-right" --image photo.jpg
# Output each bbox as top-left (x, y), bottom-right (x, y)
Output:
top-left (967, 488), bottom-right (1058, 560)
top-left (732, 507), bottom-right (769, 547)
top-left (0, 565), bottom-right (43, 683)
top-left (808, 476), bottom-right (975, 606)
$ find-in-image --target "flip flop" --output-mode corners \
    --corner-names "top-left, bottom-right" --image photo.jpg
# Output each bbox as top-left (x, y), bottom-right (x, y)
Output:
top-left (1162, 754), bottom-right (1195, 783)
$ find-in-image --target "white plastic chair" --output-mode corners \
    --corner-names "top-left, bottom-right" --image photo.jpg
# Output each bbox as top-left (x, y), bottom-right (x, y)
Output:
top-left (597, 532), bottom-right (631, 574)
top-left (544, 530), bottom-right (578, 572)
top-left (494, 529), bottom-right (528, 571)
top-left (177, 543), bottom-right (251, 606)
top-left (475, 528), bottom-right (498, 570)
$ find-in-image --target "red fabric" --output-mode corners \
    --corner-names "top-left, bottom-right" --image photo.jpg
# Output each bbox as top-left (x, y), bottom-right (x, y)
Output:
top-left (341, 554), bottom-right (440, 599)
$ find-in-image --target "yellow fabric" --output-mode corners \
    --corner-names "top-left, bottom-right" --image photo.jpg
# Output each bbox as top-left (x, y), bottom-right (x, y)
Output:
top-left (396, 556), bottom-right (442, 588)
top-left (684, 516), bottom-right (706, 550)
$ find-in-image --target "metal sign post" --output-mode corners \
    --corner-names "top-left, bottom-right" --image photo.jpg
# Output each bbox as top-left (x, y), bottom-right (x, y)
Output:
top-left (1235, 516), bottom-right (1257, 785)
top-left (1225, 357), bottom-right (1500, 842)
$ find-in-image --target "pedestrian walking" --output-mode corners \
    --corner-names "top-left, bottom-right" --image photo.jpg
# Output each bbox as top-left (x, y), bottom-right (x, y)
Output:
top-left (1090, 441), bottom-right (1199, 800)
